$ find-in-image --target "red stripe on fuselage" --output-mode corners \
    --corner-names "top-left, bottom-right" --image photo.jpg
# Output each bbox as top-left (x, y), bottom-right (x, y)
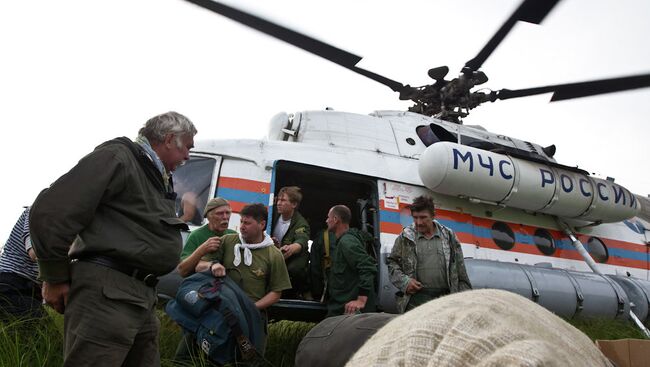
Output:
top-left (218, 177), bottom-right (271, 194)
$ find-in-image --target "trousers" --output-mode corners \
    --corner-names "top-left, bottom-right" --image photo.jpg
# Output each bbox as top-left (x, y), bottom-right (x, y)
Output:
top-left (63, 261), bottom-right (160, 367)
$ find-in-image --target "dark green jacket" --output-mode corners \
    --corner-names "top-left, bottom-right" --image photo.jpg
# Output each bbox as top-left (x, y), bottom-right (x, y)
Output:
top-left (327, 229), bottom-right (377, 316)
top-left (272, 211), bottom-right (310, 279)
top-left (30, 137), bottom-right (187, 283)
top-left (272, 211), bottom-right (310, 250)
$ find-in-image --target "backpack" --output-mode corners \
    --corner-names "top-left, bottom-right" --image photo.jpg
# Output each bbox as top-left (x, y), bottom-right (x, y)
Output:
top-left (165, 271), bottom-right (265, 365)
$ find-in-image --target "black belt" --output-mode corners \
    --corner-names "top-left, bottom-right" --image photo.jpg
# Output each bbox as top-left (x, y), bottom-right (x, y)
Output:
top-left (76, 256), bottom-right (159, 287)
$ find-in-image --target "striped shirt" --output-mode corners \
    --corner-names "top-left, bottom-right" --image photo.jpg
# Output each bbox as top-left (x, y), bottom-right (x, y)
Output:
top-left (0, 208), bottom-right (39, 283)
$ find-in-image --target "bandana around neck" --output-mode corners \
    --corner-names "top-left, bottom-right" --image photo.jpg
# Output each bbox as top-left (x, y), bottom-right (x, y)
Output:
top-left (135, 135), bottom-right (170, 191)
top-left (234, 232), bottom-right (275, 266)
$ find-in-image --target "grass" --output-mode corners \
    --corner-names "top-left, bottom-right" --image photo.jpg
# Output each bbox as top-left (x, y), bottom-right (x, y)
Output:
top-left (566, 317), bottom-right (647, 341)
top-left (0, 315), bottom-right (63, 367)
top-left (0, 310), bottom-right (645, 367)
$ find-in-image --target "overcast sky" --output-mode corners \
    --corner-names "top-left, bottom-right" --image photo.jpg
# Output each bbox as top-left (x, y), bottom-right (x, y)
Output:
top-left (1, 0), bottom-right (648, 241)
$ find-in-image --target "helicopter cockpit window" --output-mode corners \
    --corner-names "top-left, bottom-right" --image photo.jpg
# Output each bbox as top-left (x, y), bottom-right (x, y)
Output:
top-left (586, 237), bottom-right (609, 263)
top-left (416, 124), bottom-right (457, 147)
top-left (172, 156), bottom-right (217, 226)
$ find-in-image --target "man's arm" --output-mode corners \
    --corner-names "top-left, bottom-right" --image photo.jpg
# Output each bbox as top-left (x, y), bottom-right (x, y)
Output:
top-left (254, 291), bottom-right (281, 310)
top-left (280, 216), bottom-right (310, 259)
top-left (451, 232), bottom-right (472, 290)
top-left (386, 236), bottom-right (411, 293)
top-left (344, 295), bottom-right (368, 315)
top-left (341, 236), bottom-right (377, 311)
top-left (30, 148), bottom-right (125, 312)
top-left (177, 236), bottom-right (221, 277)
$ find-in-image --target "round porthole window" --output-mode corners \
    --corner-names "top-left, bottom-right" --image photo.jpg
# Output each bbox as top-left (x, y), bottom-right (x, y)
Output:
top-left (533, 228), bottom-right (556, 256)
top-left (491, 222), bottom-right (515, 250)
top-left (587, 237), bottom-right (608, 263)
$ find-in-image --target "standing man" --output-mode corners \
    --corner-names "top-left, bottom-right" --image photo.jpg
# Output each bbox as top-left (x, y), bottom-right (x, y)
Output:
top-left (0, 207), bottom-right (42, 319)
top-left (271, 186), bottom-right (310, 297)
top-left (387, 195), bottom-right (471, 313)
top-left (325, 205), bottom-right (377, 317)
top-left (177, 197), bottom-right (236, 277)
top-left (29, 111), bottom-right (197, 366)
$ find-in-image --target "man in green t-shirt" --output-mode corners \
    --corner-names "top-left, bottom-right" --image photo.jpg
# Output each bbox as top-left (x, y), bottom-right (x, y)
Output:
top-left (205, 203), bottom-right (291, 307)
top-left (174, 203), bottom-right (290, 362)
top-left (177, 197), bottom-right (236, 276)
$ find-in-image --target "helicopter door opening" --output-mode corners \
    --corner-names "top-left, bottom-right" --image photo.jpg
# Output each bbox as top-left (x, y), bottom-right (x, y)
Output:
top-left (271, 161), bottom-right (379, 260)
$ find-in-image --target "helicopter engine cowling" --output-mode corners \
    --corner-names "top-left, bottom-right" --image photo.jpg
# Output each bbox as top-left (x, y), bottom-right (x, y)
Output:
top-left (418, 142), bottom-right (640, 223)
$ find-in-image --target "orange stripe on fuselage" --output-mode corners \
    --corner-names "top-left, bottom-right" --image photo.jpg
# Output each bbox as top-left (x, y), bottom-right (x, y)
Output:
top-left (218, 177), bottom-right (271, 194)
top-left (378, 198), bottom-right (647, 269)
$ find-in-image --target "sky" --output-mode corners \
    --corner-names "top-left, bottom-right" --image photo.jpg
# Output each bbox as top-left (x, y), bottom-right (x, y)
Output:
top-left (0, 0), bottom-right (649, 241)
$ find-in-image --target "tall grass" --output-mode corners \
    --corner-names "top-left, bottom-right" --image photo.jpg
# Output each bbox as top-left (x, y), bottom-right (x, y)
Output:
top-left (0, 310), bottom-right (645, 367)
top-left (0, 315), bottom-right (63, 367)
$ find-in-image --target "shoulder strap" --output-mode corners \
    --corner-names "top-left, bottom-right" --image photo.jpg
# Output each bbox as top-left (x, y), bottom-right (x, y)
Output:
top-left (324, 231), bottom-right (331, 258)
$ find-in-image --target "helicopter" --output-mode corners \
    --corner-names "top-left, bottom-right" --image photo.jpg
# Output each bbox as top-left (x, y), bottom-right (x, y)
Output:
top-left (142, 0), bottom-right (650, 330)
top-left (2, 0), bottom-right (649, 328)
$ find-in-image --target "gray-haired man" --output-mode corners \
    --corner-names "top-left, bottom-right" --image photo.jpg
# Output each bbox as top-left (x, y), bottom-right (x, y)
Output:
top-left (30, 111), bottom-right (197, 366)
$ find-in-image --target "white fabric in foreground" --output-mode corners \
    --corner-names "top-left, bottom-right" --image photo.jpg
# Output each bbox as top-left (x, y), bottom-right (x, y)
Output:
top-left (346, 289), bottom-right (612, 367)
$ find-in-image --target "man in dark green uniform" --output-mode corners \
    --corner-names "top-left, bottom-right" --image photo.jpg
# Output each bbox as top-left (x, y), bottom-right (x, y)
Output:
top-left (30, 112), bottom-right (197, 366)
top-left (177, 197), bottom-right (236, 277)
top-left (271, 186), bottom-right (310, 297)
top-left (325, 205), bottom-right (377, 317)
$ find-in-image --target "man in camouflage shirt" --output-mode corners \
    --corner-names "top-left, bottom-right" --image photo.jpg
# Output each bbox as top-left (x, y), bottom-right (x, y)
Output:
top-left (387, 195), bottom-right (471, 313)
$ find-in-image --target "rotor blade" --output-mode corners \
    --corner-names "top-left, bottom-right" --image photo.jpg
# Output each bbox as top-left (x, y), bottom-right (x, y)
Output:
top-left (182, 0), bottom-right (407, 92)
top-left (495, 73), bottom-right (650, 101)
top-left (464, 0), bottom-right (560, 73)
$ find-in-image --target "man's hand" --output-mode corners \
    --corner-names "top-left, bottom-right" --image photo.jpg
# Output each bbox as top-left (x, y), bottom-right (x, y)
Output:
top-left (405, 278), bottom-right (423, 295)
top-left (210, 262), bottom-right (226, 277)
top-left (42, 281), bottom-right (70, 314)
top-left (280, 243), bottom-right (301, 260)
top-left (199, 236), bottom-right (221, 256)
top-left (344, 296), bottom-right (368, 315)
top-left (272, 237), bottom-right (280, 247)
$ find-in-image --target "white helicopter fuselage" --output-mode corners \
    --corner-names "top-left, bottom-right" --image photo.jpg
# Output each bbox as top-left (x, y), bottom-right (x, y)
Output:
top-left (176, 109), bottom-right (649, 317)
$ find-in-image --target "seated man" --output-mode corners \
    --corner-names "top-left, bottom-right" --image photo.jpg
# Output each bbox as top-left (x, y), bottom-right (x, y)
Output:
top-left (175, 203), bottom-right (291, 362)
top-left (206, 204), bottom-right (291, 343)
top-left (177, 197), bottom-right (236, 276)
top-left (271, 186), bottom-right (310, 297)
top-left (0, 207), bottom-right (43, 319)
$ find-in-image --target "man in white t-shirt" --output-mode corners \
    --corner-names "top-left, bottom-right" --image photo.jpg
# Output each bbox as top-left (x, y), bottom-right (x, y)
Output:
top-left (271, 186), bottom-right (310, 297)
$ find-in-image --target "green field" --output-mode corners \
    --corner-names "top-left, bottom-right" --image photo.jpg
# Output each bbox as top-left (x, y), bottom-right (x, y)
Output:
top-left (0, 310), bottom-right (644, 367)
